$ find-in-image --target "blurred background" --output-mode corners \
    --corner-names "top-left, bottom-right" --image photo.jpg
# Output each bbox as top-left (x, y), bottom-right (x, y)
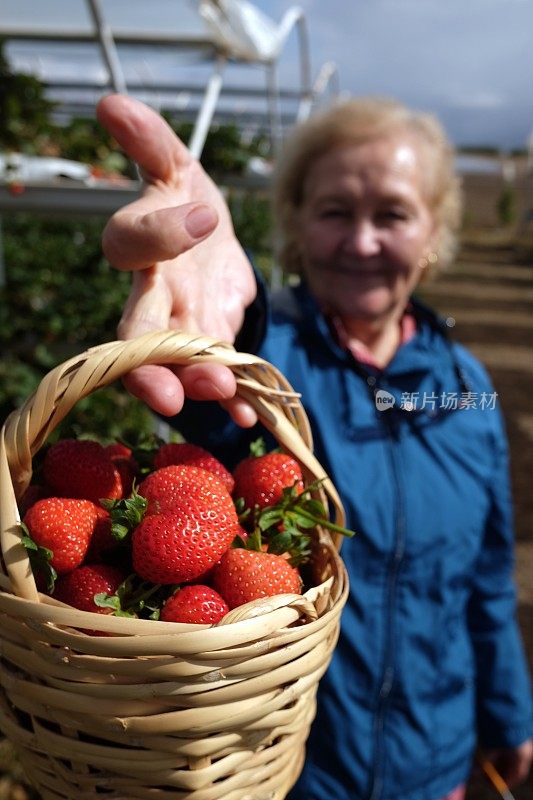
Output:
top-left (0, 2), bottom-right (531, 798)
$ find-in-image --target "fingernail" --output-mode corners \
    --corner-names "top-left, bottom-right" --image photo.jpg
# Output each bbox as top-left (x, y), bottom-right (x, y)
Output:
top-left (185, 205), bottom-right (217, 239)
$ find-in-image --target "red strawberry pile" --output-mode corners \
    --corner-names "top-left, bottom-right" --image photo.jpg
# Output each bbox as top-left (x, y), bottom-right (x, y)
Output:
top-left (20, 436), bottom-right (352, 627)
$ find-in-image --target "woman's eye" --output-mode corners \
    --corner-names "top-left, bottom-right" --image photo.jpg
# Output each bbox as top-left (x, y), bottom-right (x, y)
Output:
top-left (320, 208), bottom-right (348, 219)
top-left (377, 208), bottom-right (409, 223)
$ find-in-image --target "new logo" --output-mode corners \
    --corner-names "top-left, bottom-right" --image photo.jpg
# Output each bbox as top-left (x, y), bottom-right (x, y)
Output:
top-left (375, 389), bottom-right (396, 411)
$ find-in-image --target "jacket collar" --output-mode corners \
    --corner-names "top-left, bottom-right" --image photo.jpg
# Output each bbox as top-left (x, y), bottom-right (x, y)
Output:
top-left (289, 281), bottom-right (457, 381)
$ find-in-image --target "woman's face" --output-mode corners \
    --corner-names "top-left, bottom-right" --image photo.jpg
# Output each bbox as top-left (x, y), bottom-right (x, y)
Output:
top-left (296, 132), bottom-right (438, 323)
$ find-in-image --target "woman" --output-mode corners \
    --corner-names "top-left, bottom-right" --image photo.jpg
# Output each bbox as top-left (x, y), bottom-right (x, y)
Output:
top-left (97, 95), bottom-right (532, 800)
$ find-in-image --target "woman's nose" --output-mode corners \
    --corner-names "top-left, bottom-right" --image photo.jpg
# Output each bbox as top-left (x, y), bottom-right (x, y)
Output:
top-left (344, 220), bottom-right (381, 257)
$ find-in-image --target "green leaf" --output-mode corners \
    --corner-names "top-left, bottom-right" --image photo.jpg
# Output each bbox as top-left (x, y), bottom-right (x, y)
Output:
top-left (267, 531), bottom-right (293, 554)
top-left (21, 526), bottom-right (58, 592)
top-left (249, 437), bottom-right (267, 457)
top-left (94, 592), bottom-right (120, 610)
top-left (288, 512), bottom-right (317, 529)
top-left (234, 497), bottom-right (250, 518)
top-left (111, 523), bottom-right (129, 541)
top-left (110, 576), bottom-right (170, 619)
top-left (245, 528), bottom-right (263, 552)
top-left (302, 499), bottom-right (328, 518)
top-left (103, 493), bottom-right (148, 541)
top-left (21, 533), bottom-right (38, 551)
top-left (257, 508), bottom-right (283, 531)
top-left (114, 608), bottom-right (137, 618)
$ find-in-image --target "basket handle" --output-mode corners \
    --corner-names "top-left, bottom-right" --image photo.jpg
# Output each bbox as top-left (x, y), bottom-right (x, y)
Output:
top-left (0, 330), bottom-right (346, 601)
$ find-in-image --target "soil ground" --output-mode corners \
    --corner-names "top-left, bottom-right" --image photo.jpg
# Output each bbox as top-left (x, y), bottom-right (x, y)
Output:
top-left (0, 240), bottom-right (531, 799)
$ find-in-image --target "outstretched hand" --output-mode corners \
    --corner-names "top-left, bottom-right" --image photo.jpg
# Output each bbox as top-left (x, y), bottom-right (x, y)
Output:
top-left (96, 94), bottom-right (258, 426)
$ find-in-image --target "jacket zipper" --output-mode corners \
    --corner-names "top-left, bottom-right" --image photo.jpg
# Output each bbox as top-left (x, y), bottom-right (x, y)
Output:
top-left (368, 412), bottom-right (406, 800)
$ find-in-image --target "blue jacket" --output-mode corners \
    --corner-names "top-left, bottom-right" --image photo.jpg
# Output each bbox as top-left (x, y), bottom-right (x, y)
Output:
top-left (175, 281), bottom-right (532, 800)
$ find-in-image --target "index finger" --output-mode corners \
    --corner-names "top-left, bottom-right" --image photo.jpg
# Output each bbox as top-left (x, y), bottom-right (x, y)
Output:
top-left (122, 363), bottom-right (258, 427)
top-left (96, 94), bottom-right (190, 182)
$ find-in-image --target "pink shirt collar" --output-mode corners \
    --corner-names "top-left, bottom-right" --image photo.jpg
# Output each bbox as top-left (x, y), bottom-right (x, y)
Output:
top-left (330, 310), bottom-right (417, 369)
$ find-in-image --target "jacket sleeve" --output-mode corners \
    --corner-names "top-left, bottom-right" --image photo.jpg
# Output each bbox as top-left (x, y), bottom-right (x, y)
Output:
top-left (467, 405), bottom-right (532, 749)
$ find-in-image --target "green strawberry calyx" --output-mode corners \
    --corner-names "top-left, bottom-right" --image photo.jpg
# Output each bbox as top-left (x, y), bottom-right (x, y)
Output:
top-left (237, 480), bottom-right (355, 566)
top-left (20, 525), bottom-right (58, 593)
top-left (94, 574), bottom-right (179, 620)
top-left (101, 491), bottom-right (148, 542)
top-left (118, 431), bottom-right (166, 475)
top-left (248, 436), bottom-right (268, 457)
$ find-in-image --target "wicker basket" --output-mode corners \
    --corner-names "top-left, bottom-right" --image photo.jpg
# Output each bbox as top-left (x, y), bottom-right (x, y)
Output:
top-left (0, 330), bottom-right (348, 800)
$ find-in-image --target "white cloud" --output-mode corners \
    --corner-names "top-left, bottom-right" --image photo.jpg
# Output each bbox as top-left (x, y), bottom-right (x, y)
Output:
top-left (450, 92), bottom-right (506, 111)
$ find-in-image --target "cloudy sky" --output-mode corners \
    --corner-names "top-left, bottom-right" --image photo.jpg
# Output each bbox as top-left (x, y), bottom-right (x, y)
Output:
top-left (3, 0), bottom-right (533, 150)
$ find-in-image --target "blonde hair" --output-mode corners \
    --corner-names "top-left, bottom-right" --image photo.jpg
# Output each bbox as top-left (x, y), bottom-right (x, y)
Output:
top-left (272, 97), bottom-right (462, 274)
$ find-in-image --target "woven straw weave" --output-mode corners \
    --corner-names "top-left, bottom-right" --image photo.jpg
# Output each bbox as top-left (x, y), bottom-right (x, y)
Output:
top-left (0, 331), bottom-right (348, 800)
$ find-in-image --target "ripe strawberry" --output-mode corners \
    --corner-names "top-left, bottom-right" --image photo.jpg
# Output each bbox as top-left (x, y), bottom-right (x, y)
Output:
top-left (114, 458), bottom-right (137, 497)
top-left (105, 443), bottom-right (138, 497)
top-left (154, 442), bottom-right (234, 493)
top-left (85, 507), bottom-right (116, 562)
top-left (138, 464), bottom-right (230, 515)
top-left (184, 529), bottom-right (244, 587)
top-left (23, 497), bottom-right (100, 574)
top-left (212, 548), bottom-right (302, 609)
top-left (43, 439), bottom-right (122, 504)
top-left (185, 526), bottom-right (248, 586)
top-left (188, 565), bottom-right (216, 586)
top-left (132, 490), bottom-right (239, 584)
top-left (52, 564), bottom-right (125, 613)
top-left (18, 484), bottom-right (49, 516)
top-left (232, 452), bottom-right (304, 512)
top-left (160, 585), bottom-right (229, 624)
top-left (104, 442), bottom-right (132, 460)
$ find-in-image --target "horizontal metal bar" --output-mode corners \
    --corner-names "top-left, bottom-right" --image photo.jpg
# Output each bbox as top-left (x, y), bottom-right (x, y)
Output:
top-left (48, 102), bottom-right (301, 130)
top-left (41, 80), bottom-right (306, 100)
top-left (0, 181), bottom-right (142, 217)
top-left (0, 174), bottom-right (270, 217)
top-left (0, 27), bottom-right (215, 48)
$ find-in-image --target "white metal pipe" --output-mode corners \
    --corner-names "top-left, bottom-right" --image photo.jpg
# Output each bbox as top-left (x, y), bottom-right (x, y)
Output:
top-left (187, 56), bottom-right (226, 159)
top-left (298, 60), bottom-right (340, 121)
top-left (266, 62), bottom-right (283, 157)
top-left (86, 0), bottom-right (128, 95)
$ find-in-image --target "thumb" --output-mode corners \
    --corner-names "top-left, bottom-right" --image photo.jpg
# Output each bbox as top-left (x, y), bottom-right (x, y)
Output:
top-left (103, 203), bottom-right (218, 272)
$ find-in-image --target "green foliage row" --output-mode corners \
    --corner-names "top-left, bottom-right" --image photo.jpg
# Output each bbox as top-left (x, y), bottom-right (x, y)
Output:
top-left (1, 202), bottom-right (272, 443)
top-left (0, 214), bottom-right (155, 441)
top-left (0, 46), bottom-right (274, 442)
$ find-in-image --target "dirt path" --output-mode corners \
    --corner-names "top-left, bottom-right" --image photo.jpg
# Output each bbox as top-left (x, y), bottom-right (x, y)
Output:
top-left (420, 243), bottom-right (533, 800)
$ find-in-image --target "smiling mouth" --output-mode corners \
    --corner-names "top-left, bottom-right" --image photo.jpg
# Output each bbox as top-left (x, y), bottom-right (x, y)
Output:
top-left (324, 265), bottom-right (392, 277)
